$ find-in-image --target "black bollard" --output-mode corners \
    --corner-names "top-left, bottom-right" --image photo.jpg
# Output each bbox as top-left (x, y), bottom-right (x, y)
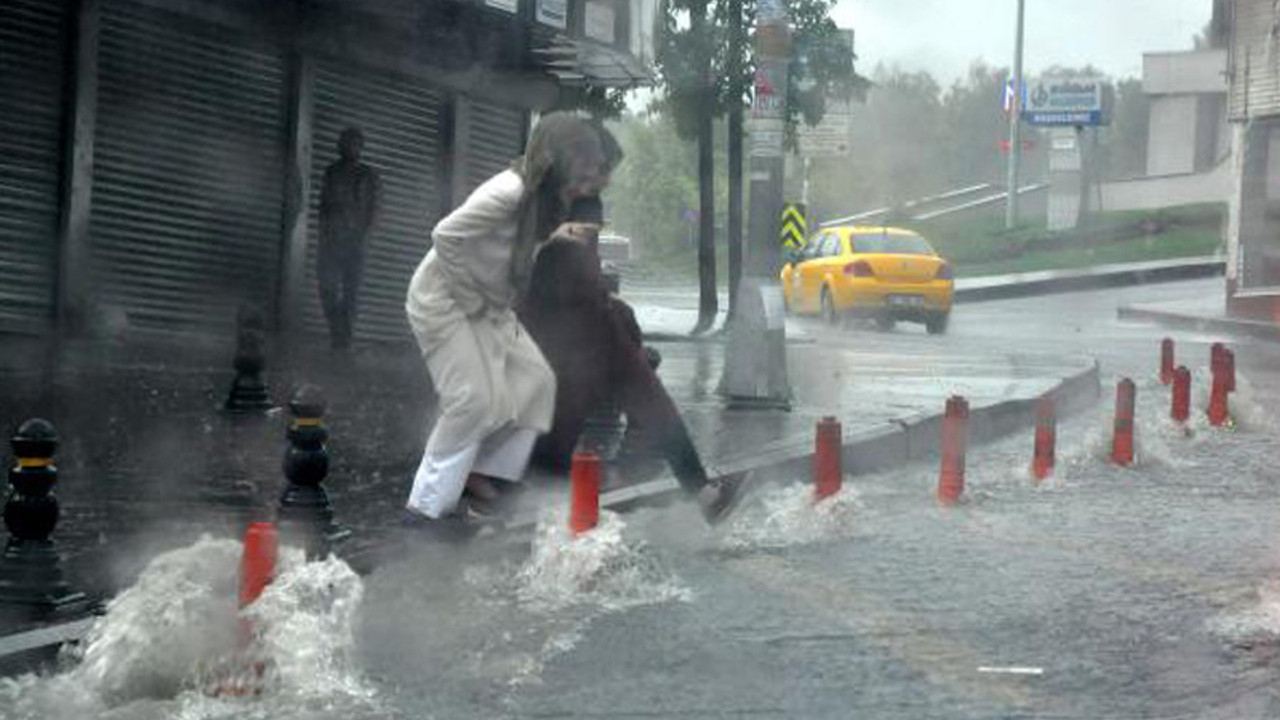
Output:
top-left (277, 385), bottom-right (349, 559)
top-left (0, 420), bottom-right (88, 620)
top-left (224, 305), bottom-right (273, 415)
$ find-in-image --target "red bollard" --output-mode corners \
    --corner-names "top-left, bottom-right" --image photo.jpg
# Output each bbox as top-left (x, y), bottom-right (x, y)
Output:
top-left (1159, 338), bottom-right (1175, 385)
top-left (1224, 348), bottom-right (1236, 393)
top-left (212, 522), bottom-right (278, 697)
top-left (1111, 379), bottom-right (1136, 467)
top-left (1170, 366), bottom-right (1191, 424)
top-left (239, 522), bottom-right (278, 610)
top-left (937, 396), bottom-right (969, 506)
top-left (1031, 396), bottom-right (1056, 482)
top-left (1211, 343), bottom-right (1226, 382)
top-left (1208, 368), bottom-right (1231, 427)
top-left (813, 416), bottom-right (843, 502)
top-left (568, 452), bottom-right (601, 535)
top-left (233, 521), bottom-right (277, 681)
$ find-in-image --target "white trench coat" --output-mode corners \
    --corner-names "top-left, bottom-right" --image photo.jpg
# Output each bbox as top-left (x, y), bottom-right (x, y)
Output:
top-left (404, 169), bottom-right (556, 512)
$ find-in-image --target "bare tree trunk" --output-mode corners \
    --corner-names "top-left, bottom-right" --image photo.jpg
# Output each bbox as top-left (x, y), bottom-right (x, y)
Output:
top-left (690, 0), bottom-right (717, 335)
top-left (725, 0), bottom-right (744, 325)
top-left (726, 108), bottom-right (743, 324)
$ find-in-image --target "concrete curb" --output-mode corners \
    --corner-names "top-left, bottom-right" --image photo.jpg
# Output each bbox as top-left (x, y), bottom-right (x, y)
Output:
top-left (955, 257), bottom-right (1224, 304)
top-left (602, 357), bottom-right (1101, 514)
top-left (1117, 304), bottom-right (1279, 344)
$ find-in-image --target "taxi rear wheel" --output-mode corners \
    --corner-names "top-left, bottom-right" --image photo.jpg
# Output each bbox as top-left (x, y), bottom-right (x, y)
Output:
top-left (875, 315), bottom-right (896, 332)
top-left (820, 288), bottom-right (839, 325)
top-left (926, 312), bottom-right (950, 335)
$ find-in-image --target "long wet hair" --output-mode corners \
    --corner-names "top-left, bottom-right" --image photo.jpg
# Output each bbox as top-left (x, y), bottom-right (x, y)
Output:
top-left (510, 113), bottom-right (622, 296)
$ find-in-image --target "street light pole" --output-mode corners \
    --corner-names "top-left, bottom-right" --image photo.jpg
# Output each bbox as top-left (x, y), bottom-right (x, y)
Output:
top-left (1004, 0), bottom-right (1026, 230)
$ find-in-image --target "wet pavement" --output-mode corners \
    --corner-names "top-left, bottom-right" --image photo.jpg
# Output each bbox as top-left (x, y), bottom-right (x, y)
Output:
top-left (4, 277), bottom-right (1280, 718)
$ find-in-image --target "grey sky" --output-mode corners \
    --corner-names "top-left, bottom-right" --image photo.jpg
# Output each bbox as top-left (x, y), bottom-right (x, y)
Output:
top-left (832, 0), bottom-right (1213, 85)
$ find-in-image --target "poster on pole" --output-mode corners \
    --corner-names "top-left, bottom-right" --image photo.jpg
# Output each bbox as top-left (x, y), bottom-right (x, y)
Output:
top-left (797, 100), bottom-right (852, 157)
top-left (750, 118), bottom-right (785, 158)
top-left (751, 59), bottom-right (787, 120)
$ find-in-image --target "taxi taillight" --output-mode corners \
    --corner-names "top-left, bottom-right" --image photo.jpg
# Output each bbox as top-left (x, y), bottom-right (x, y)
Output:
top-left (844, 260), bottom-right (874, 277)
top-left (936, 263), bottom-right (954, 280)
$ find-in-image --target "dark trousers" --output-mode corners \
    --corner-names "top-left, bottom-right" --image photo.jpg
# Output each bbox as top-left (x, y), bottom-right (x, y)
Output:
top-left (317, 242), bottom-right (366, 349)
top-left (526, 300), bottom-right (710, 493)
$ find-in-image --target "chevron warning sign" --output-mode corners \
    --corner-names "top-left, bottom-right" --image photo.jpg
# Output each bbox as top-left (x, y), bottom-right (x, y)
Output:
top-left (780, 203), bottom-right (807, 249)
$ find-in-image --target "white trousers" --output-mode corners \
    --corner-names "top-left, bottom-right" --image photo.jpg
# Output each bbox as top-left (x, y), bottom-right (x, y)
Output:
top-left (406, 424), bottom-right (537, 518)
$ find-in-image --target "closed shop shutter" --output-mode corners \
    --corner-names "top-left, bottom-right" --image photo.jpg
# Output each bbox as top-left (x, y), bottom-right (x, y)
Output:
top-left (464, 100), bottom-right (527, 195)
top-left (89, 0), bottom-right (287, 332)
top-left (1229, 0), bottom-right (1280, 121)
top-left (303, 60), bottom-right (446, 344)
top-left (0, 0), bottom-right (68, 333)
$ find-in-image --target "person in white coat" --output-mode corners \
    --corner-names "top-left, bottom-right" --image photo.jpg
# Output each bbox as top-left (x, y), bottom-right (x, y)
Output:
top-left (403, 112), bottom-right (617, 523)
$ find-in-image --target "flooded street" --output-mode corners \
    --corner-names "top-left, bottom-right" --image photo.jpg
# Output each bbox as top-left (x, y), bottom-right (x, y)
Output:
top-left (4, 279), bottom-right (1280, 719)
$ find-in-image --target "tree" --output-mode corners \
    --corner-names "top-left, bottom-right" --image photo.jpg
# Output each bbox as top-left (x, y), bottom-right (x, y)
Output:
top-left (1101, 77), bottom-right (1149, 181)
top-left (940, 62), bottom-right (1010, 187)
top-left (605, 113), bottom-right (700, 260)
top-left (655, 0), bottom-right (867, 332)
top-left (657, 0), bottom-right (718, 333)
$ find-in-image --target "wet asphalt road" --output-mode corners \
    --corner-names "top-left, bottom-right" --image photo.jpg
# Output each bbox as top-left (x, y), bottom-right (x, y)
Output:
top-left (347, 277), bottom-right (1280, 719)
top-left (9, 277), bottom-right (1280, 720)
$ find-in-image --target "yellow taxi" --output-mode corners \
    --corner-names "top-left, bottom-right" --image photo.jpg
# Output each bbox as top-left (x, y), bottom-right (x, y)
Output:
top-left (781, 225), bottom-right (954, 334)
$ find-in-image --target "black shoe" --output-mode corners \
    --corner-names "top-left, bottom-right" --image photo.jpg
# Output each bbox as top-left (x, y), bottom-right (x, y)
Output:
top-left (402, 501), bottom-right (502, 542)
top-left (697, 470), bottom-right (756, 525)
top-left (401, 508), bottom-right (471, 543)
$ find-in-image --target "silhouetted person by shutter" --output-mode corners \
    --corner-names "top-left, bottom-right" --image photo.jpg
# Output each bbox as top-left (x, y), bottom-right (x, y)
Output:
top-left (318, 127), bottom-right (382, 350)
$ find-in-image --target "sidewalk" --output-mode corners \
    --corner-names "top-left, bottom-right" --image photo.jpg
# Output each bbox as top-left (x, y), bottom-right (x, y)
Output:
top-left (1118, 294), bottom-right (1280, 344)
top-left (596, 335), bottom-right (1098, 515)
top-left (955, 256), bottom-right (1224, 303)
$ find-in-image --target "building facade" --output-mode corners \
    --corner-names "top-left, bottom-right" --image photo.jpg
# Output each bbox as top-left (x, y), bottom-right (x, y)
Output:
top-left (1224, 0), bottom-right (1280, 317)
top-left (0, 0), bottom-right (652, 343)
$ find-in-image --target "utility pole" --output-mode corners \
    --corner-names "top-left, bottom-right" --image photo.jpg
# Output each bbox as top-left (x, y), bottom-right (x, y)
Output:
top-left (718, 0), bottom-right (791, 409)
top-left (1004, 0), bottom-right (1026, 230)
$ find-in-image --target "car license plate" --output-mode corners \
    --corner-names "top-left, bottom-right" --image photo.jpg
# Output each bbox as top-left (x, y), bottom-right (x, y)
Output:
top-left (888, 294), bottom-right (925, 307)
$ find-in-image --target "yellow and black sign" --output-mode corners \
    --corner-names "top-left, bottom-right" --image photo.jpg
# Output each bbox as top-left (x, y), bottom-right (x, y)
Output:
top-left (780, 203), bottom-right (807, 249)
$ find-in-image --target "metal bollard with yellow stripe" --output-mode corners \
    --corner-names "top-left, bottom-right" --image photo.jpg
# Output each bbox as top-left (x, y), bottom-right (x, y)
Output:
top-left (1, 418), bottom-right (88, 616)
top-left (278, 385), bottom-right (349, 558)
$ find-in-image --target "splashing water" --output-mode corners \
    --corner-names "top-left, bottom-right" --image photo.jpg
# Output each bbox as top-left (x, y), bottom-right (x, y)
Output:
top-left (244, 550), bottom-right (375, 703)
top-left (1226, 372), bottom-right (1276, 435)
top-left (720, 482), bottom-right (862, 550)
top-left (1207, 580), bottom-right (1280, 647)
top-left (515, 509), bottom-right (691, 613)
top-left (0, 536), bottom-right (379, 720)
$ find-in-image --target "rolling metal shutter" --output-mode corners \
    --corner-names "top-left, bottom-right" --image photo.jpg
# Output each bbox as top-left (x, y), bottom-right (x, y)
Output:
top-left (303, 61), bottom-right (445, 344)
top-left (89, 0), bottom-right (287, 332)
top-left (1229, 0), bottom-right (1280, 120)
top-left (465, 100), bottom-right (527, 195)
top-left (0, 0), bottom-right (68, 333)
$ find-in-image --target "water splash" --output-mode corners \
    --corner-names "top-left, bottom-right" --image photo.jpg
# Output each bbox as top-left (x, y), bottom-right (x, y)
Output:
top-left (1207, 580), bottom-right (1280, 646)
top-left (720, 482), bottom-right (862, 550)
top-left (515, 510), bottom-right (691, 613)
top-left (1226, 372), bottom-right (1276, 435)
top-left (244, 550), bottom-right (375, 702)
top-left (0, 536), bottom-right (379, 720)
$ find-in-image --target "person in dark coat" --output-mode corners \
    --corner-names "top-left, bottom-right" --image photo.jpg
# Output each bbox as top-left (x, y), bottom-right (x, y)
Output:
top-left (318, 127), bottom-right (382, 350)
top-left (517, 200), bottom-right (752, 524)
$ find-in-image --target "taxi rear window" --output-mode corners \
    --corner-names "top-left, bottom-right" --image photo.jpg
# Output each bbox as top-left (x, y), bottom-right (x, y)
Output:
top-left (850, 233), bottom-right (934, 255)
